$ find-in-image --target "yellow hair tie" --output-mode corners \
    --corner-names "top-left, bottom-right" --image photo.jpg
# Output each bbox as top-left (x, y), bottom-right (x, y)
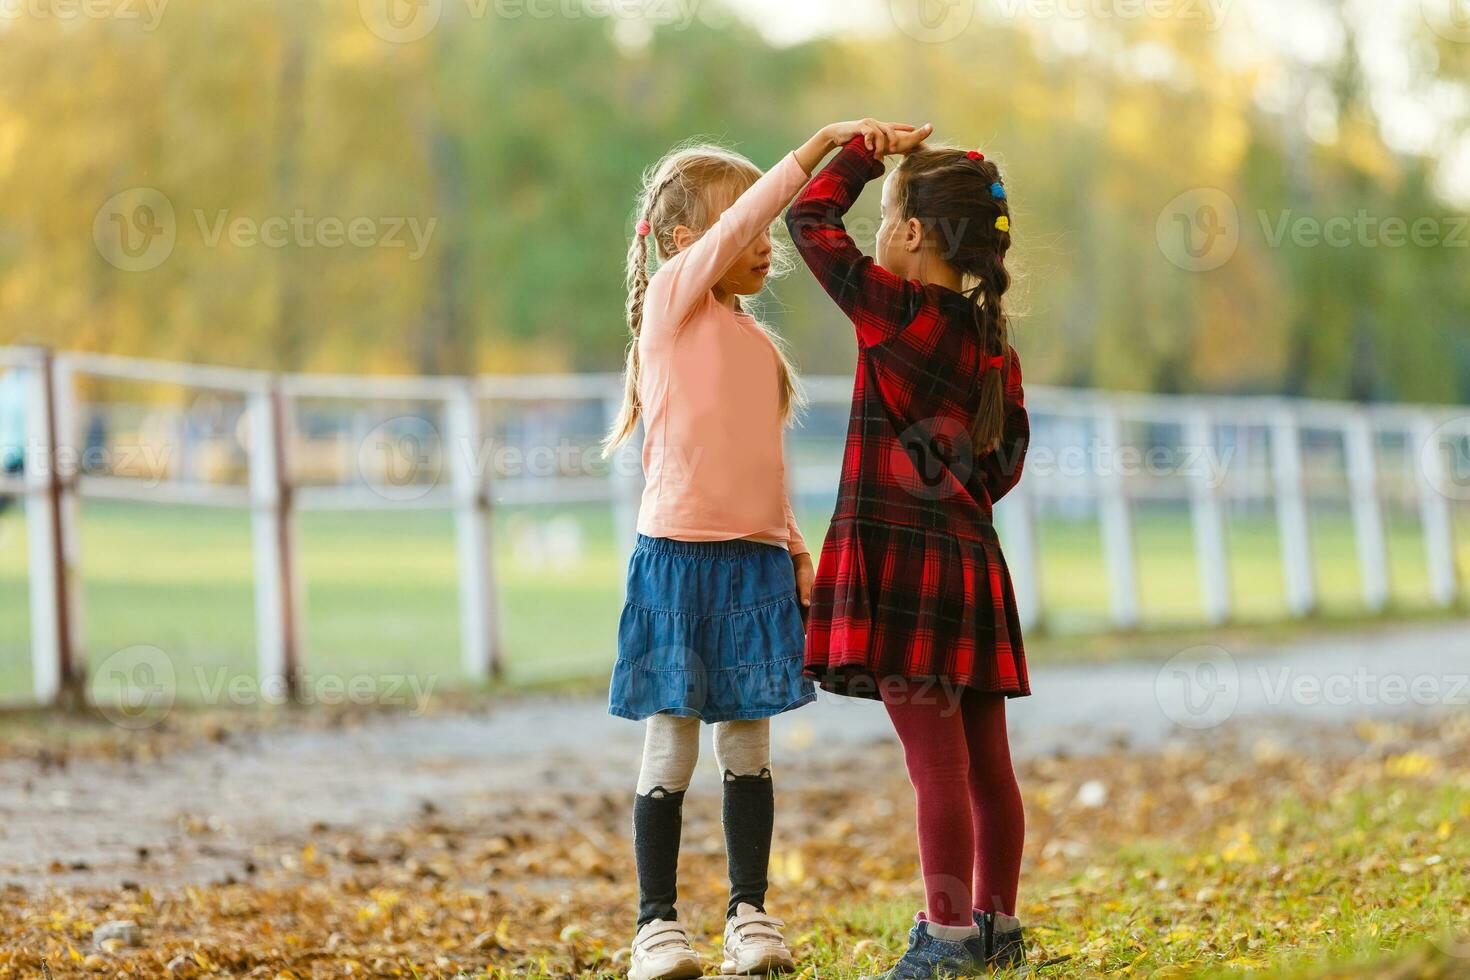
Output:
top-left (995, 216), bottom-right (1010, 233)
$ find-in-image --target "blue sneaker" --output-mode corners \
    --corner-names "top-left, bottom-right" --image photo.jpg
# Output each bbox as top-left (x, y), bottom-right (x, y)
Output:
top-left (868, 916), bottom-right (987, 979)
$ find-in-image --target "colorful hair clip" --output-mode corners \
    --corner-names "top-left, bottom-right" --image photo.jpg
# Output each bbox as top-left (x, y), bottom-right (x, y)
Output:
top-left (990, 182), bottom-right (1006, 200)
top-left (985, 354), bottom-right (1006, 372)
top-left (995, 216), bottom-right (1010, 233)
top-left (635, 218), bottom-right (651, 238)
top-left (966, 150), bottom-right (985, 161)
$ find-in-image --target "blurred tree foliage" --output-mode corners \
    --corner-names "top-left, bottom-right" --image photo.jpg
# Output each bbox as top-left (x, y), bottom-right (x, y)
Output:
top-left (0, 0), bottom-right (1465, 402)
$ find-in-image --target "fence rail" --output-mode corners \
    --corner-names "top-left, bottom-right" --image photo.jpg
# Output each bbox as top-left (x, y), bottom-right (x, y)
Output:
top-left (1, 345), bottom-right (1465, 706)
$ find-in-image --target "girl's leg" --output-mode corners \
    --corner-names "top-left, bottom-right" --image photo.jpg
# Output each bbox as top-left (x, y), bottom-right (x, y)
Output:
top-left (960, 691), bottom-right (1025, 916)
top-left (881, 683), bottom-right (976, 927)
top-left (712, 718), bottom-right (773, 917)
top-left (634, 713), bottom-right (701, 926)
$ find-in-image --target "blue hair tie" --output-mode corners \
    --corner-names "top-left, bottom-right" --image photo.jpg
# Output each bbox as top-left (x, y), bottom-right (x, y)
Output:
top-left (990, 182), bottom-right (1006, 200)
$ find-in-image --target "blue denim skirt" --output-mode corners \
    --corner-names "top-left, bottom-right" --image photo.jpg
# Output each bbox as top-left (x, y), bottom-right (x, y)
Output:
top-left (609, 535), bottom-right (816, 723)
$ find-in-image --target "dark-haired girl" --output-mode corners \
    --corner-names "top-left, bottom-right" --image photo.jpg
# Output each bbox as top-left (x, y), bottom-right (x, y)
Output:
top-left (787, 126), bottom-right (1031, 979)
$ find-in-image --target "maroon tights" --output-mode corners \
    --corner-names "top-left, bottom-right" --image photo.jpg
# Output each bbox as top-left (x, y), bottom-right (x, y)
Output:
top-left (881, 682), bottom-right (1025, 926)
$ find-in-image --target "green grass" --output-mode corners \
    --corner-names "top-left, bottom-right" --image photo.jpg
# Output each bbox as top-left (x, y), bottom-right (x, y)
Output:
top-left (0, 499), bottom-right (1467, 702)
top-left (791, 782), bottom-right (1470, 979)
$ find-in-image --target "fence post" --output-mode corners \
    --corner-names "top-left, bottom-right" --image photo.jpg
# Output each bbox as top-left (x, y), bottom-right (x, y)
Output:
top-left (1271, 406), bottom-right (1316, 617)
top-left (23, 349), bottom-right (83, 705)
top-left (1096, 405), bottom-right (1140, 628)
top-left (1343, 411), bottom-right (1390, 613)
top-left (1187, 409), bottom-right (1231, 625)
top-left (448, 381), bottom-right (502, 679)
top-left (1414, 414), bottom-right (1459, 608)
top-left (603, 391), bottom-right (642, 567)
top-left (996, 478), bottom-right (1042, 633)
top-left (247, 384), bottom-right (301, 699)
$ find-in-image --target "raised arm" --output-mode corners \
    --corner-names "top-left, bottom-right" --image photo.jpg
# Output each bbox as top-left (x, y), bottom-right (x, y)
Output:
top-left (785, 136), bottom-right (924, 348)
top-left (977, 348), bottom-right (1029, 504)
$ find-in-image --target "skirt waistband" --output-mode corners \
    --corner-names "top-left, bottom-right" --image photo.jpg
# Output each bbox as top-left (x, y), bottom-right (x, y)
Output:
top-left (635, 534), bottom-right (782, 558)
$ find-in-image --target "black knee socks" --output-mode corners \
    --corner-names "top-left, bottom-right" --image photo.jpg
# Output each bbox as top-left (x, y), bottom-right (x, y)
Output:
top-left (633, 787), bottom-right (685, 928)
top-left (633, 772), bottom-right (775, 927)
top-left (722, 768), bottom-right (774, 918)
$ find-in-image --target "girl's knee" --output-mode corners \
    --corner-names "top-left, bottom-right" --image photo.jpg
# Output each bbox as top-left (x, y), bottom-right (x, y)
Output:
top-left (712, 718), bottom-right (771, 779)
top-left (637, 713), bottom-right (701, 795)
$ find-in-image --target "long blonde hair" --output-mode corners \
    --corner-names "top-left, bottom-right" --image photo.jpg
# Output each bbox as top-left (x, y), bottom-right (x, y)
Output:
top-left (602, 143), bottom-right (803, 454)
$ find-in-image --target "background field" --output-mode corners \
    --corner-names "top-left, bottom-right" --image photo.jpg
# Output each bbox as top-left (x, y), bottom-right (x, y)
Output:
top-left (3, 497), bottom-right (1466, 702)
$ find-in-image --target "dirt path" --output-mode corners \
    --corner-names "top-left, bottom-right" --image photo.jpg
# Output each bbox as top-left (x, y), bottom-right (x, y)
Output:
top-left (6, 621), bottom-right (1466, 892)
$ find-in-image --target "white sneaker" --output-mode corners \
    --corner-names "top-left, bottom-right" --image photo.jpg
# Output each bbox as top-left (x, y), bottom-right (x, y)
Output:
top-left (721, 903), bottom-right (796, 975)
top-left (629, 918), bottom-right (702, 980)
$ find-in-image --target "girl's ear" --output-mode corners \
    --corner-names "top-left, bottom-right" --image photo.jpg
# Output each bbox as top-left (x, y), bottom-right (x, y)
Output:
top-left (671, 224), bottom-right (696, 253)
top-left (904, 216), bottom-right (925, 254)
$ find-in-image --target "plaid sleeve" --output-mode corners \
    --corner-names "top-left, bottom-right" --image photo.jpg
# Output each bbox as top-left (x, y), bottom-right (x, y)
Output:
top-left (785, 137), bottom-right (922, 348)
top-left (977, 347), bottom-right (1029, 503)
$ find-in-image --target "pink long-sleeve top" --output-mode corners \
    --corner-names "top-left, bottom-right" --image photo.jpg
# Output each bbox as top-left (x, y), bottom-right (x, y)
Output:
top-left (635, 151), bottom-right (810, 556)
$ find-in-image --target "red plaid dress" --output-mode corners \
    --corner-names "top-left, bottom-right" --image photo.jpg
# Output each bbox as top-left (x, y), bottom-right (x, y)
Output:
top-left (787, 138), bottom-right (1031, 700)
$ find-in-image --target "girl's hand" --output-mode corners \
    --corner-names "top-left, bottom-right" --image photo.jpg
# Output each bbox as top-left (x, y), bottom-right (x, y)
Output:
top-left (883, 121), bottom-right (933, 155)
top-left (792, 551), bottom-right (814, 624)
top-left (796, 120), bottom-right (932, 174)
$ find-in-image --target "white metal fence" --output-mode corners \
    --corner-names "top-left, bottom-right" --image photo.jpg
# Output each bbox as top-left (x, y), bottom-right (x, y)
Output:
top-left (1, 346), bottom-right (1466, 706)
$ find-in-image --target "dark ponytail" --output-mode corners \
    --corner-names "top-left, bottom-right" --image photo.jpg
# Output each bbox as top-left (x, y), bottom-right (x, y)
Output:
top-left (894, 148), bottom-right (1012, 452)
